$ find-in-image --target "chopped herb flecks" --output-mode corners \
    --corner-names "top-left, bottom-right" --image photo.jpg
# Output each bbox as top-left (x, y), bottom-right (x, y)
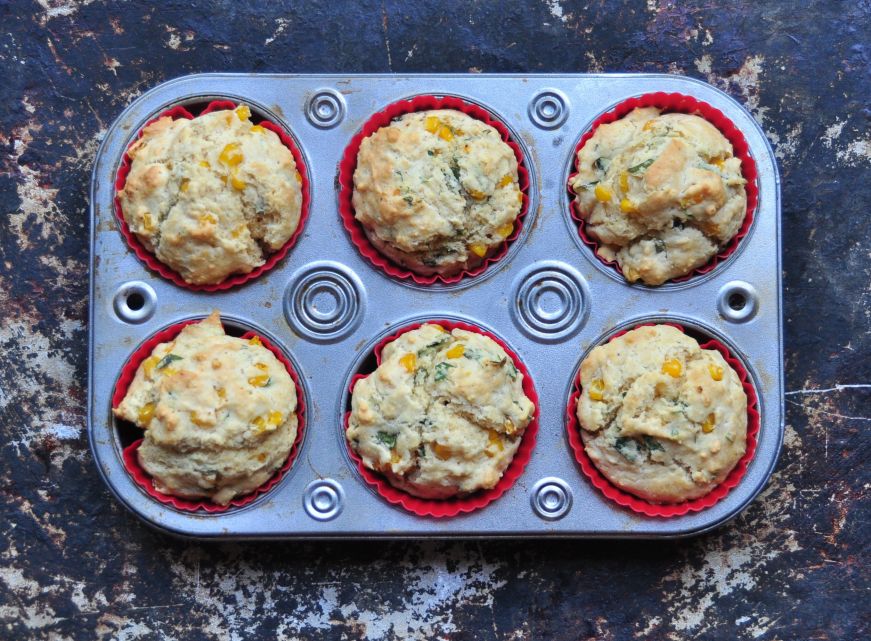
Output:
top-left (434, 362), bottom-right (455, 381)
top-left (156, 354), bottom-right (183, 369)
top-left (376, 431), bottom-right (397, 448)
top-left (628, 158), bottom-right (655, 173)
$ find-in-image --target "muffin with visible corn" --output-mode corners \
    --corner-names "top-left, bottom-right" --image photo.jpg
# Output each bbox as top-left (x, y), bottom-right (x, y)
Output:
top-left (113, 311), bottom-right (298, 505)
top-left (569, 107), bottom-right (747, 285)
top-left (117, 104), bottom-right (303, 285)
top-left (347, 323), bottom-right (535, 498)
top-left (576, 324), bottom-right (747, 503)
top-left (352, 109), bottom-right (523, 277)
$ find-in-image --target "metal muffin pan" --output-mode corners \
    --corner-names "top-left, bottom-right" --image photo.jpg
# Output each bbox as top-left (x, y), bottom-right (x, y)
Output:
top-left (88, 73), bottom-right (783, 538)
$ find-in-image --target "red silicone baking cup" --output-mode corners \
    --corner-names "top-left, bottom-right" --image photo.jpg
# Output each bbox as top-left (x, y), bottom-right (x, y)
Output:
top-left (565, 322), bottom-right (760, 517)
top-left (114, 99), bottom-right (311, 291)
top-left (567, 92), bottom-right (759, 284)
top-left (344, 319), bottom-right (539, 517)
top-left (113, 318), bottom-right (306, 513)
top-left (338, 95), bottom-right (531, 285)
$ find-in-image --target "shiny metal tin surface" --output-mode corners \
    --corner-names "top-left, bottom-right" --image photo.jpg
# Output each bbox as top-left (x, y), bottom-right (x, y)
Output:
top-left (88, 73), bottom-right (783, 538)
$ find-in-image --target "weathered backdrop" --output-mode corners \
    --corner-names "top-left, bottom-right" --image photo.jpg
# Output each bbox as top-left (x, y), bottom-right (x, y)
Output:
top-left (1, 1), bottom-right (869, 639)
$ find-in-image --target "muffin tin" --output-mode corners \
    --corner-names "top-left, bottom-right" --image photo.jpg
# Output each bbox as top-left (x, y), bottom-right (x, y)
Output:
top-left (88, 73), bottom-right (783, 538)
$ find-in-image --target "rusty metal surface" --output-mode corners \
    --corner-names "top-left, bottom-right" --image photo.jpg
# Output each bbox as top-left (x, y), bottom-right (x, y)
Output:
top-left (1, 0), bottom-right (868, 639)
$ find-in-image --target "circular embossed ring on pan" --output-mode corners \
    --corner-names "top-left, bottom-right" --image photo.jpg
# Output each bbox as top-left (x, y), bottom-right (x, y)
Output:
top-left (284, 261), bottom-right (365, 342)
top-left (305, 89), bottom-right (346, 129)
top-left (528, 89), bottom-right (570, 130)
top-left (510, 261), bottom-right (590, 342)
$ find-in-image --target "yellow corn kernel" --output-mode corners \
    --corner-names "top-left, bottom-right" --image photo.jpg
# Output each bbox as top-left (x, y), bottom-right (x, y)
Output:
top-left (467, 188), bottom-right (487, 200)
top-left (620, 198), bottom-right (637, 214)
top-left (218, 143), bottom-right (243, 166)
top-left (390, 451), bottom-right (401, 465)
top-left (198, 212), bottom-right (217, 225)
top-left (295, 170), bottom-right (302, 183)
top-left (594, 184), bottom-right (612, 202)
top-left (179, 178), bottom-right (190, 192)
top-left (446, 344), bottom-right (465, 359)
top-left (424, 115), bottom-right (440, 133)
top-left (248, 335), bottom-right (262, 346)
top-left (229, 168), bottom-right (246, 191)
top-left (138, 402), bottom-right (156, 426)
top-left (662, 358), bottom-right (683, 378)
top-left (253, 415), bottom-right (267, 432)
top-left (496, 222), bottom-right (514, 238)
top-left (399, 352), bottom-right (417, 373)
top-left (709, 364), bottom-right (724, 381)
top-left (431, 324), bottom-right (446, 332)
top-left (488, 429), bottom-right (504, 451)
top-left (250, 124), bottom-right (266, 134)
top-left (431, 442), bottom-right (452, 460)
top-left (190, 411), bottom-right (210, 427)
top-left (588, 378), bottom-right (605, 401)
top-left (199, 160), bottom-right (211, 168)
top-left (142, 356), bottom-right (160, 379)
top-left (142, 213), bottom-right (155, 233)
top-left (248, 374), bottom-right (270, 387)
top-left (231, 224), bottom-right (246, 238)
top-left (161, 367), bottom-right (178, 377)
top-left (712, 157), bottom-right (725, 169)
top-left (254, 362), bottom-right (269, 371)
top-left (235, 104), bottom-right (251, 121)
top-left (619, 171), bottom-right (629, 193)
top-left (497, 174), bottom-right (513, 188)
top-left (702, 412), bottom-right (716, 433)
top-left (642, 120), bottom-right (655, 131)
top-left (470, 243), bottom-right (488, 258)
top-left (268, 410), bottom-right (283, 426)
top-left (216, 387), bottom-right (226, 400)
top-left (437, 124), bottom-right (453, 141)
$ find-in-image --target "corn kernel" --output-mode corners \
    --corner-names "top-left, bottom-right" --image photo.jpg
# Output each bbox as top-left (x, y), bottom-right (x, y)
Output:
top-left (708, 364), bottom-right (724, 381)
top-left (446, 344), bottom-right (465, 359)
top-left (190, 411), bottom-right (210, 427)
top-left (248, 335), bottom-right (262, 346)
top-left (216, 387), bottom-right (226, 400)
top-left (390, 451), bottom-right (401, 465)
top-left (399, 352), bottom-right (417, 373)
top-left (268, 410), bottom-right (283, 426)
top-left (702, 412), bottom-right (716, 433)
top-left (218, 143), bottom-right (243, 166)
top-left (232, 224), bottom-right (246, 238)
top-left (161, 367), bottom-right (178, 377)
top-left (498, 174), bottom-right (513, 188)
top-left (662, 358), bottom-right (682, 378)
top-left (199, 160), bottom-right (211, 168)
top-left (424, 115), bottom-right (440, 133)
top-left (229, 168), bottom-right (246, 191)
top-left (496, 222), bottom-right (514, 238)
top-left (588, 378), bottom-right (605, 401)
top-left (488, 429), bottom-right (504, 451)
top-left (295, 170), bottom-right (302, 183)
top-left (620, 198), bottom-right (637, 214)
top-left (431, 442), bottom-right (452, 460)
top-left (253, 415), bottom-right (267, 432)
top-left (431, 324), bottom-right (446, 332)
top-left (138, 402), bottom-right (156, 426)
top-left (250, 124), bottom-right (266, 134)
top-left (255, 362), bottom-right (269, 371)
top-left (235, 105), bottom-right (251, 121)
top-left (198, 212), bottom-right (217, 225)
top-left (619, 171), bottom-right (629, 193)
top-left (143, 356), bottom-right (160, 379)
top-left (142, 213), bottom-right (155, 233)
top-left (248, 374), bottom-right (270, 387)
top-left (712, 157), bottom-right (725, 169)
top-left (594, 184), bottom-right (612, 202)
top-left (470, 243), bottom-right (488, 258)
top-left (467, 188), bottom-right (487, 200)
top-left (437, 124), bottom-right (454, 141)
top-left (642, 120), bottom-right (655, 131)
top-left (179, 178), bottom-right (190, 192)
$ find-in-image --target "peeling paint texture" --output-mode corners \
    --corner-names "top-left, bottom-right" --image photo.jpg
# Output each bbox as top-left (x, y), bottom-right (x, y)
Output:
top-left (1, 1), bottom-right (869, 639)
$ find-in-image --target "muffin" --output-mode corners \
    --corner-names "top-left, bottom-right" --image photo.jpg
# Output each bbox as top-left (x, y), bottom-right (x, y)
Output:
top-left (352, 109), bottom-right (523, 276)
top-left (575, 325), bottom-right (747, 503)
top-left (114, 311), bottom-right (298, 505)
top-left (117, 105), bottom-right (303, 285)
top-left (570, 107), bottom-right (747, 285)
top-left (347, 323), bottom-right (535, 499)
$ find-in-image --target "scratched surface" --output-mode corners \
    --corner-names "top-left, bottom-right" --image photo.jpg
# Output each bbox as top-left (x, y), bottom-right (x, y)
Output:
top-left (1, 1), bottom-right (869, 639)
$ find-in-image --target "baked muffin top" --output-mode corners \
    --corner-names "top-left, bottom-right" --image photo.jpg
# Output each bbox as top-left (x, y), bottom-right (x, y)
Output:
top-left (570, 107), bottom-right (747, 285)
top-left (113, 311), bottom-right (298, 505)
top-left (347, 323), bottom-right (535, 498)
top-left (352, 109), bottom-right (523, 276)
top-left (576, 325), bottom-right (747, 503)
top-left (117, 106), bottom-right (303, 285)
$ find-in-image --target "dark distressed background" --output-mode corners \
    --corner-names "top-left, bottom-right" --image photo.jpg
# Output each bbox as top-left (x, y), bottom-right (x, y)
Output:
top-left (1, 0), bottom-right (869, 639)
